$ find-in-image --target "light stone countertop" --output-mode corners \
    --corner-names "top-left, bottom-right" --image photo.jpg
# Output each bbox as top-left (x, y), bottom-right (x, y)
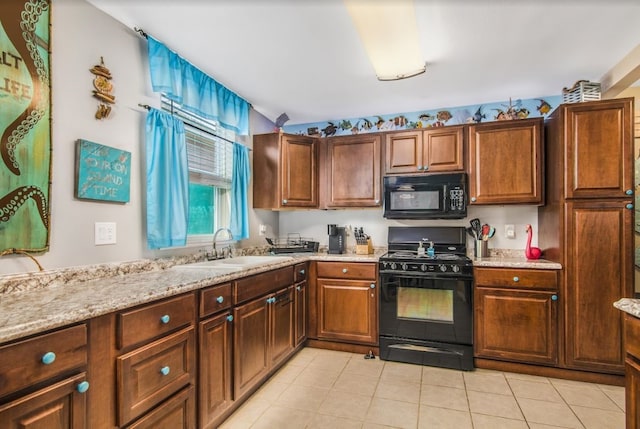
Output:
top-left (0, 253), bottom-right (378, 344)
top-left (0, 250), bottom-right (562, 345)
top-left (471, 256), bottom-right (562, 270)
top-left (614, 298), bottom-right (640, 318)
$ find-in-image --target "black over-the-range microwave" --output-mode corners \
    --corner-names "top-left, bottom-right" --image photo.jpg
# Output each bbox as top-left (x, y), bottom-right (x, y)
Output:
top-left (383, 173), bottom-right (467, 219)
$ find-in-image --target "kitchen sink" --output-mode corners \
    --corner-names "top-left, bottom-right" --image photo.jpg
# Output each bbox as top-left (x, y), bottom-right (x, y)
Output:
top-left (171, 255), bottom-right (294, 272)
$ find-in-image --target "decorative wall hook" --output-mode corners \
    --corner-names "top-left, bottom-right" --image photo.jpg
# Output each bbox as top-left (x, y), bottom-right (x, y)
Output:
top-left (90, 57), bottom-right (115, 119)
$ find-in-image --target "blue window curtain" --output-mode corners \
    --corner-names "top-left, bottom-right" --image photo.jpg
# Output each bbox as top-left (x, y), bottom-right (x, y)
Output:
top-left (145, 108), bottom-right (190, 249)
top-left (147, 35), bottom-right (250, 136)
top-left (230, 143), bottom-right (250, 240)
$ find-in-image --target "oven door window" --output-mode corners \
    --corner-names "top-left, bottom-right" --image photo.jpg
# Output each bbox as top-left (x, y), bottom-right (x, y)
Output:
top-left (397, 287), bottom-right (453, 322)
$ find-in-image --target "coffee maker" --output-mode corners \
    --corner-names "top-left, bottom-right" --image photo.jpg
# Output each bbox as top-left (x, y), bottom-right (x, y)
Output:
top-left (327, 224), bottom-right (346, 254)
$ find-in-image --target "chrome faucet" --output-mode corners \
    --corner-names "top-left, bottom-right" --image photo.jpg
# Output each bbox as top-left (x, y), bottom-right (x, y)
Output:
top-left (209, 227), bottom-right (234, 260)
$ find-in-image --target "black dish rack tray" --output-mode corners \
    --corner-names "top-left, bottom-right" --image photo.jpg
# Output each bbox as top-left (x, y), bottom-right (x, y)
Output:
top-left (266, 234), bottom-right (319, 254)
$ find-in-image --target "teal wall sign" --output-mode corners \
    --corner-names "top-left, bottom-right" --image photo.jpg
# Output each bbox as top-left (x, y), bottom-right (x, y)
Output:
top-left (75, 140), bottom-right (131, 203)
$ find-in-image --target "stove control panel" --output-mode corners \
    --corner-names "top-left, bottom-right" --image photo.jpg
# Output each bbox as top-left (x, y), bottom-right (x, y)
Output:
top-left (379, 261), bottom-right (472, 276)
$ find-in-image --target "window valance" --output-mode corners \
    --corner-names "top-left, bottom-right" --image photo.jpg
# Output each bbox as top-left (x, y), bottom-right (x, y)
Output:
top-left (147, 36), bottom-right (250, 136)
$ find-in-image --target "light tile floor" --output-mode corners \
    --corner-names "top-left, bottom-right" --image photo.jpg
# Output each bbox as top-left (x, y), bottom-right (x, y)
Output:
top-left (220, 348), bottom-right (626, 429)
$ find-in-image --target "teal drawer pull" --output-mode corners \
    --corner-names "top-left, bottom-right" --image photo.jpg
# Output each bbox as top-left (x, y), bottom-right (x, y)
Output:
top-left (626, 203), bottom-right (633, 210)
top-left (76, 381), bottom-right (90, 393)
top-left (41, 352), bottom-right (56, 365)
top-left (160, 314), bottom-right (170, 324)
top-left (299, 269), bottom-right (305, 276)
top-left (226, 315), bottom-right (234, 322)
top-left (513, 277), bottom-right (519, 282)
top-left (160, 366), bottom-right (170, 376)
top-left (551, 294), bottom-right (558, 301)
top-left (216, 296), bottom-right (224, 304)
top-left (626, 189), bottom-right (633, 195)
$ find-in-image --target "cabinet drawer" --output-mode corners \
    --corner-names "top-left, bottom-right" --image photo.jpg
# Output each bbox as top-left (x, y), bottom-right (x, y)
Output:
top-left (200, 283), bottom-right (232, 318)
top-left (474, 268), bottom-right (557, 290)
top-left (117, 327), bottom-right (195, 426)
top-left (316, 262), bottom-right (376, 280)
top-left (118, 293), bottom-right (195, 349)
top-left (0, 324), bottom-right (87, 399)
top-left (235, 267), bottom-right (294, 304)
top-left (294, 262), bottom-right (308, 283)
top-left (126, 385), bottom-right (195, 429)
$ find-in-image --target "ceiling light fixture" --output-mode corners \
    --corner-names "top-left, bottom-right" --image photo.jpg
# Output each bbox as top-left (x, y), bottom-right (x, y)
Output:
top-left (345, 0), bottom-right (426, 81)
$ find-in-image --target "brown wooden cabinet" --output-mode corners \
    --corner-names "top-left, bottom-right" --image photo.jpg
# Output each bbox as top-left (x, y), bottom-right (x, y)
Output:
top-left (198, 311), bottom-right (233, 429)
top-left (474, 268), bottom-right (559, 365)
top-left (467, 118), bottom-right (543, 205)
top-left (315, 262), bottom-right (378, 345)
top-left (624, 313), bottom-right (640, 429)
top-left (539, 98), bottom-right (634, 377)
top-left (323, 134), bottom-right (382, 208)
top-left (385, 126), bottom-right (464, 175)
top-left (127, 386), bottom-right (195, 429)
top-left (563, 201), bottom-right (632, 373)
top-left (293, 263), bottom-right (308, 347)
top-left (233, 286), bottom-right (295, 399)
top-left (253, 133), bottom-right (318, 209)
top-left (561, 98), bottom-right (633, 199)
top-left (0, 325), bottom-right (88, 429)
top-left (0, 373), bottom-right (88, 429)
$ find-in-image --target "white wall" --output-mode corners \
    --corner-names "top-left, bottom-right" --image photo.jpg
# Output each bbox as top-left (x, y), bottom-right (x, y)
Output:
top-left (279, 205), bottom-right (539, 253)
top-left (1, 1), bottom-right (275, 275)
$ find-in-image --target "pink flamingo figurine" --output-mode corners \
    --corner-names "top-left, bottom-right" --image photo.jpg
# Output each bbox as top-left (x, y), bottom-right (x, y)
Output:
top-left (525, 224), bottom-right (542, 260)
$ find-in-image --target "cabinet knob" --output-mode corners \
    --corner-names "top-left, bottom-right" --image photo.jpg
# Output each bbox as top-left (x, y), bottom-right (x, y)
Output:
top-left (160, 314), bottom-right (170, 324)
top-left (216, 296), bottom-right (224, 303)
top-left (299, 269), bottom-right (305, 276)
top-left (41, 351), bottom-right (56, 365)
top-left (626, 203), bottom-right (634, 210)
top-left (424, 165), bottom-right (429, 171)
top-left (76, 381), bottom-right (90, 394)
top-left (375, 199), bottom-right (380, 204)
top-left (551, 294), bottom-right (558, 301)
top-left (626, 189), bottom-right (633, 195)
top-left (226, 315), bottom-right (234, 322)
top-left (160, 366), bottom-right (170, 376)
top-left (513, 276), bottom-right (519, 282)
top-left (266, 297), bottom-right (275, 304)
top-left (282, 199), bottom-right (288, 205)
top-left (296, 286), bottom-right (301, 291)
top-left (417, 165), bottom-right (423, 171)
top-left (370, 283), bottom-right (376, 289)
top-left (342, 268), bottom-right (348, 273)
top-left (471, 197), bottom-right (477, 202)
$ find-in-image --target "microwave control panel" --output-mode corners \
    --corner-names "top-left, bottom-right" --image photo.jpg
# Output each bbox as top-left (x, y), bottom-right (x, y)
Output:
top-left (449, 187), bottom-right (465, 211)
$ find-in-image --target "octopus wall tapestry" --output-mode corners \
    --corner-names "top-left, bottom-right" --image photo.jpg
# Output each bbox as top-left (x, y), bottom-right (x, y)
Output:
top-left (0, 0), bottom-right (51, 254)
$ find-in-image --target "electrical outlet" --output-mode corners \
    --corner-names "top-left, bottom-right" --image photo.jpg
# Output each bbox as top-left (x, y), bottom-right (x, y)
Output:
top-left (259, 224), bottom-right (267, 236)
top-left (505, 224), bottom-right (516, 239)
top-left (95, 222), bottom-right (117, 245)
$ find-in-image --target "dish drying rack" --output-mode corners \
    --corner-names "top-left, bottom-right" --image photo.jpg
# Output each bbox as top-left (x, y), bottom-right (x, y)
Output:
top-left (266, 233), bottom-right (319, 254)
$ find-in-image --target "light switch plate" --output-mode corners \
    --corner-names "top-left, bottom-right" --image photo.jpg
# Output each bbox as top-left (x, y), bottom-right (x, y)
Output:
top-left (95, 222), bottom-right (117, 245)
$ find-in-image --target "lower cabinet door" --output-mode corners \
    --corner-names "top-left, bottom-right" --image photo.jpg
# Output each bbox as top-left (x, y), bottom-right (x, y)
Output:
top-left (199, 312), bottom-right (233, 429)
top-left (474, 288), bottom-right (558, 365)
top-left (317, 278), bottom-right (378, 345)
top-left (234, 296), bottom-right (269, 399)
top-left (127, 386), bottom-right (195, 429)
top-left (0, 373), bottom-right (88, 429)
top-left (627, 356), bottom-right (640, 429)
top-left (295, 281), bottom-right (307, 347)
top-left (270, 287), bottom-right (295, 367)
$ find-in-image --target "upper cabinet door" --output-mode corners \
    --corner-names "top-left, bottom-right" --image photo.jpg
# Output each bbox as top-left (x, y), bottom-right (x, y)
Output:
top-left (384, 127), bottom-right (464, 175)
top-left (422, 126), bottom-right (465, 172)
top-left (280, 135), bottom-right (318, 207)
top-left (564, 99), bottom-right (633, 199)
top-left (253, 133), bottom-right (318, 209)
top-left (324, 134), bottom-right (381, 208)
top-left (384, 131), bottom-right (423, 174)
top-left (467, 118), bottom-right (543, 205)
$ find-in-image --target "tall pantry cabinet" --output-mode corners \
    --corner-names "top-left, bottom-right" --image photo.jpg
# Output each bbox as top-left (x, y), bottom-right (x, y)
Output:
top-left (539, 98), bottom-right (634, 375)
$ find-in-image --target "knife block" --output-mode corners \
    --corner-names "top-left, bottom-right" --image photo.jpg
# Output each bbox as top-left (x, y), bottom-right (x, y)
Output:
top-left (356, 238), bottom-right (373, 255)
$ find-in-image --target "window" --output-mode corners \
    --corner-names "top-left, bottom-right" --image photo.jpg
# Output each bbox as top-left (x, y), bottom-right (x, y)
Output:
top-left (161, 96), bottom-right (234, 244)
